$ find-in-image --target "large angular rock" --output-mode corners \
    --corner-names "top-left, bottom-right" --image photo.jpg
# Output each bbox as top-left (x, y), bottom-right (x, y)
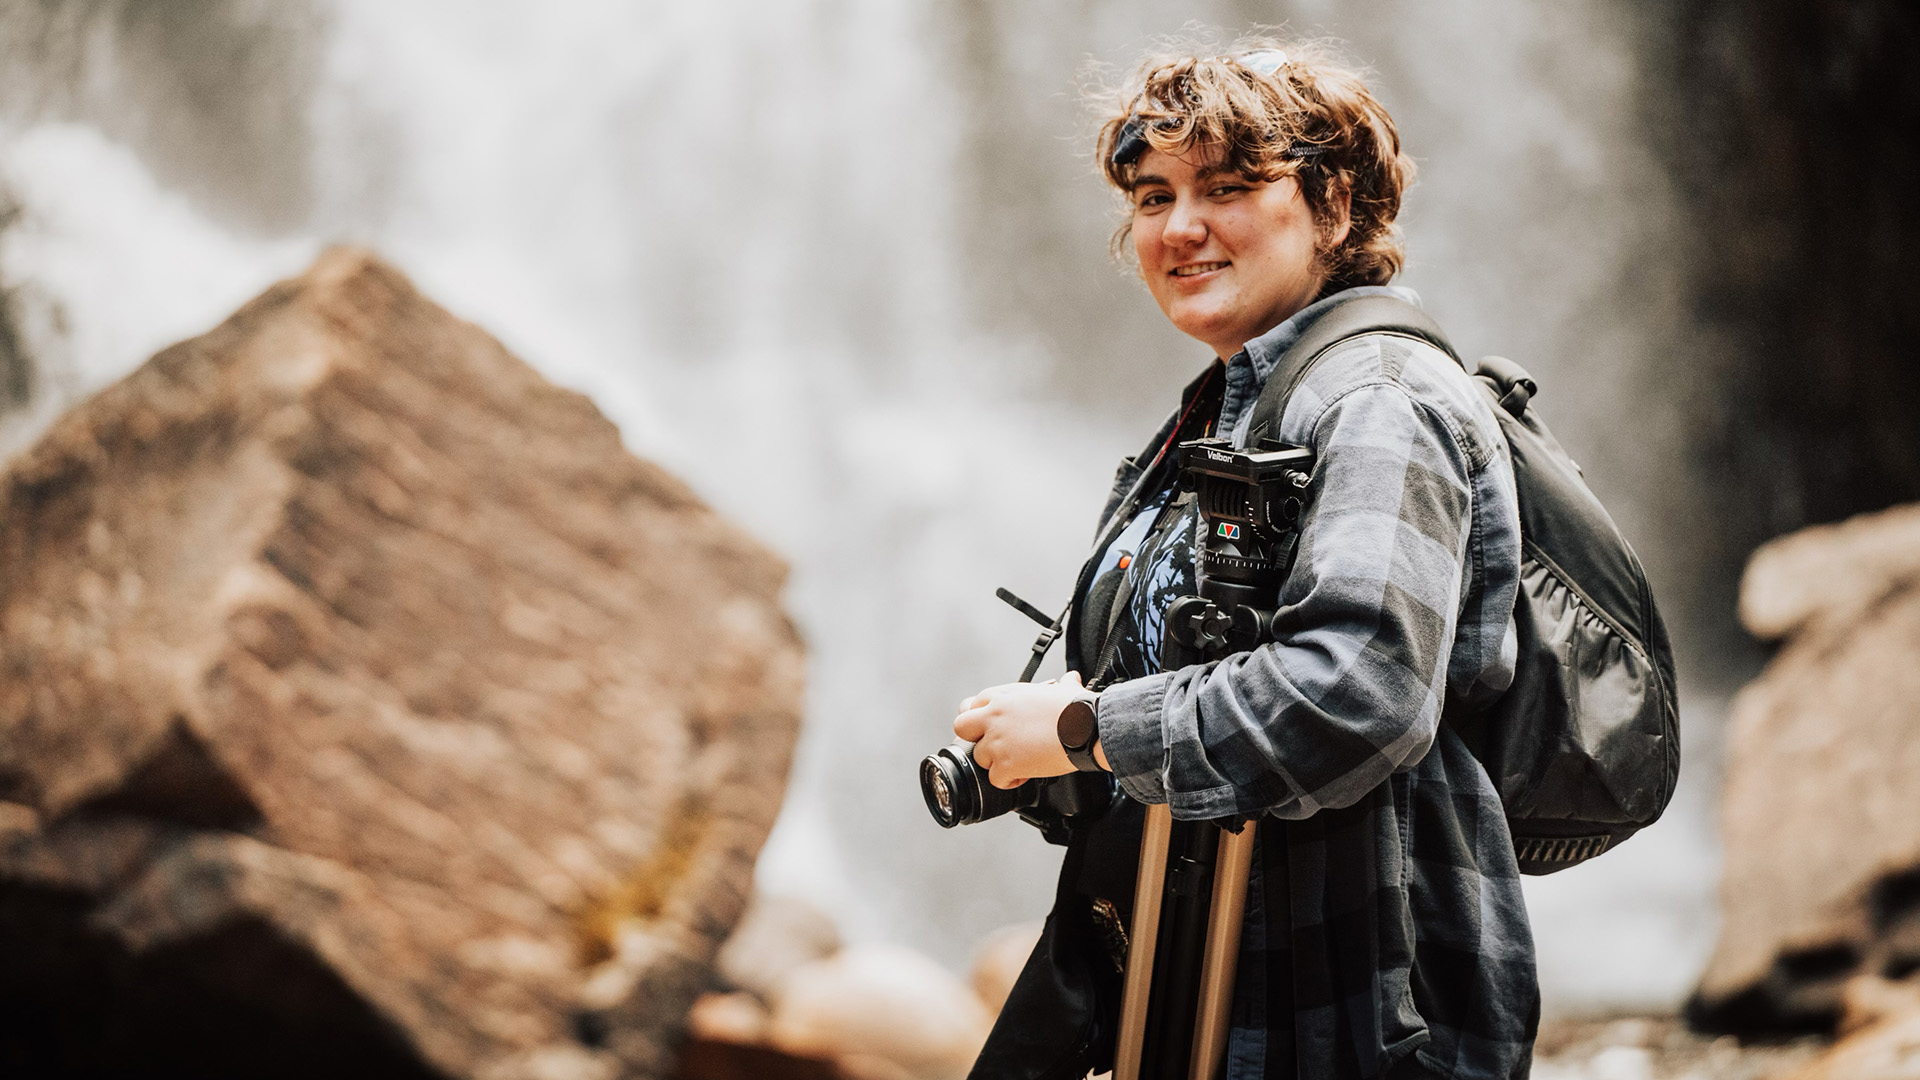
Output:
top-left (1691, 504), bottom-right (1920, 1032)
top-left (0, 248), bottom-right (804, 1079)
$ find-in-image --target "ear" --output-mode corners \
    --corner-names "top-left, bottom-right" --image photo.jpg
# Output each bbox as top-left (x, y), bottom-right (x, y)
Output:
top-left (1319, 181), bottom-right (1353, 248)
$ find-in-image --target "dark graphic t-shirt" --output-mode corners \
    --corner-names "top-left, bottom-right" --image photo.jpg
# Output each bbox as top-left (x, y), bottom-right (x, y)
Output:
top-left (1079, 364), bottom-right (1222, 688)
top-left (1083, 487), bottom-right (1200, 686)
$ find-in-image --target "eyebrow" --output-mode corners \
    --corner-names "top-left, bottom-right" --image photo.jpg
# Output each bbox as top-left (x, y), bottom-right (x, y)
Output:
top-left (1132, 163), bottom-right (1248, 190)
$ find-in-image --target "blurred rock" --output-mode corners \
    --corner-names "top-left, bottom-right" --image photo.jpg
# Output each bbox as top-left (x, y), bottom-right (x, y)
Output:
top-left (1836, 974), bottom-right (1920, 1038)
top-left (1530, 1016), bottom-right (1823, 1080)
top-left (968, 921), bottom-right (1042, 1016)
top-left (680, 988), bottom-right (845, 1080)
top-left (1738, 503), bottom-right (1920, 641)
top-left (767, 944), bottom-right (992, 1080)
top-left (1786, 1016), bottom-right (1920, 1080)
top-left (0, 249), bottom-right (804, 1079)
top-left (1692, 504), bottom-right (1920, 1033)
top-left (676, 1038), bottom-right (843, 1080)
top-left (688, 991), bottom-right (771, 1046)
top-left (715, 892), bottom-right (842, 1002)
top-left (1784, 976), bottom-right (1920, 1080)
top-left (690, 914), bottom-right (1023, 1080)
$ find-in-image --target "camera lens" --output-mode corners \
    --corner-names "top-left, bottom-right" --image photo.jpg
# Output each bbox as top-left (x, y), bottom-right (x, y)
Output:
top-left (920, 746), bottom-right (973, 827)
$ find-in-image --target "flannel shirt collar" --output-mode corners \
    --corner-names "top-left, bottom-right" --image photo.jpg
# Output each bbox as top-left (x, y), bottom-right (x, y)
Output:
top-left (1220, 285), bottom-right (1423, 447)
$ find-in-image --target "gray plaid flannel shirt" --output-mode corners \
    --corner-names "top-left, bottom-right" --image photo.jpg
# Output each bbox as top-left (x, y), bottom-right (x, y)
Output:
top-left (1094, 288), bottom-right (1539, 1079)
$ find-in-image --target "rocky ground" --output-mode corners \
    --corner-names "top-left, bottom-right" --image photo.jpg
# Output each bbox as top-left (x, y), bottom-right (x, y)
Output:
top-left (677, 984), bottom-right (1838, 1080)
top-left (1530, 1017), bottom-right (1826, 1080)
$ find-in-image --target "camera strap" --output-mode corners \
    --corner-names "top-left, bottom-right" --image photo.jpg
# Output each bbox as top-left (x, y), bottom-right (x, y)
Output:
top-left (1007, 365), bottom-right (1222, 685)
top-left (1007, 446), bottom-right (1168, 683)
top-left (1242, 294), bottom-right (1458, 449)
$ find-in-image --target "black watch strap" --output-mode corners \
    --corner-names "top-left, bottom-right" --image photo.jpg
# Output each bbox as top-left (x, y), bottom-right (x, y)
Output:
top-left (1057, 693), bottom-right (1104, 772)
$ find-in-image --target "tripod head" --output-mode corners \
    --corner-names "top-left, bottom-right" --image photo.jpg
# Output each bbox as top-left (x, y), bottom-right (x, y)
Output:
top-left (1164, 439), bottom-right (1313, 663)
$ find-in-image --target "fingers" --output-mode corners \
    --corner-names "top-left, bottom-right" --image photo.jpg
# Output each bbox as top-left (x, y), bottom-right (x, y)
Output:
top-left (952, 680), bottom-right (1061, 791)
top-left (953, 706), bottom-right (989, 743)
top-left (969, 737), bottom-right (1025, 796)
top-left (973, 681), bottom-right (1025, 701)
top-left (958, 676), bottom-right (1069, 718)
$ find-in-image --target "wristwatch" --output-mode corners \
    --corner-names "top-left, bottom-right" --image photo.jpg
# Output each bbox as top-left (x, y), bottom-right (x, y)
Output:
top-left (1057, 690), bottom-right (1105, 772)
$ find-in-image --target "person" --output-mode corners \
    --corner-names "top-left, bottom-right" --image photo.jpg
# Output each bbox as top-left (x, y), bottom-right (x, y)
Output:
top-left (952, 38), bottom-right (1538, 1080)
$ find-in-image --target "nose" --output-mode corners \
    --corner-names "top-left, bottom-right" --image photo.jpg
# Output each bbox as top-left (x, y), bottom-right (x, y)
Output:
top-left (1163, 194), bottom-right (1208, 249)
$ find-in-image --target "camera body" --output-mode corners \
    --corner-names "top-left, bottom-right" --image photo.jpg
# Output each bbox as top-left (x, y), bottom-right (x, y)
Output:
top-left (920, 745), bottom-right (1111, 844)
top-left (918, 437), bottom-right (1313, 838)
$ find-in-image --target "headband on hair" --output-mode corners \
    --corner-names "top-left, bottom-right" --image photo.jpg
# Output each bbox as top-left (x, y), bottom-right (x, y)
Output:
top-left (1235, 49), bottom-right (1289, 76)
top-left (1109, 48), bottom-right (1326, 169)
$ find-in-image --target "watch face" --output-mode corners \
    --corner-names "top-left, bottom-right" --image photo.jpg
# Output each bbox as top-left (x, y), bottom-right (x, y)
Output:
top-left (1058, 699), bottom-right (1098, 750)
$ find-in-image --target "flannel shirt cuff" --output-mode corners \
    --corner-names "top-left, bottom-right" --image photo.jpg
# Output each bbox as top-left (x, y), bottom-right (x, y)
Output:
top-left (1096, 673), bottom-right (1171, 804)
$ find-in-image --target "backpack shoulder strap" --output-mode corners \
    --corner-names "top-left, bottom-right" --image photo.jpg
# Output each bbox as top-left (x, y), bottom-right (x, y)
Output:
top-left (1245, 295), bottom-right (1461, 449)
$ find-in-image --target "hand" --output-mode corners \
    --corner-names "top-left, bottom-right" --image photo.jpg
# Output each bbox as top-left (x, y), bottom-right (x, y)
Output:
top-left (954, 672), bottom-right (1097, 790)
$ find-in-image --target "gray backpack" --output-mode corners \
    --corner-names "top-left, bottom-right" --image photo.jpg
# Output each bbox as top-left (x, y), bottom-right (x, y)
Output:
top-left (1245, 296), bottom-right (1681, 874)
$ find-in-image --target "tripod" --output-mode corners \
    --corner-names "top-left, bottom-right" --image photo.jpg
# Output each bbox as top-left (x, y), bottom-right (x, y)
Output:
top-left (1112, 438), bottom-right (1312, 1080)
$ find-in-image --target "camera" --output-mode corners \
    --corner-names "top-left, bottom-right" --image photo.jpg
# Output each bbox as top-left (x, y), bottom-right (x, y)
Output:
top-left (920, 743), bottom-right (1111, 844)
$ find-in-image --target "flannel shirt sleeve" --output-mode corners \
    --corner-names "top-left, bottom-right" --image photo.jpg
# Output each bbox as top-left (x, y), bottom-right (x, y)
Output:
top-left (1096, 377), bottom-right (1477, 820)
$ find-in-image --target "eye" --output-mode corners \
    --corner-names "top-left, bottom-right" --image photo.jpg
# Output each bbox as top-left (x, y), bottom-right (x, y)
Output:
top-left (1134, 191), bottom-right (1172, 211)
top-left (1208, 183), bottom-right (1250, 199)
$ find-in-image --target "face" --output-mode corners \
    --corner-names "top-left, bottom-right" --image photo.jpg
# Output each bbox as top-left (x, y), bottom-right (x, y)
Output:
top-left (1130, 146), bottom-right (1348, 360)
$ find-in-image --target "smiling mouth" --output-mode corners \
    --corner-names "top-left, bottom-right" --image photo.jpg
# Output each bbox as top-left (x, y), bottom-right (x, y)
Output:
top-left (1171, 261), bottom-right (1228, 277)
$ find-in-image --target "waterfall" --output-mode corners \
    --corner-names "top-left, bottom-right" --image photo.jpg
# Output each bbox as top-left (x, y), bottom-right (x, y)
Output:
top-left (0, 0), bottom-right (1732, 1014)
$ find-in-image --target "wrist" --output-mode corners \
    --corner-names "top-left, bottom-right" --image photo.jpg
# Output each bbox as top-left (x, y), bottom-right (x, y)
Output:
top-left (1057, 688), bottom-right (1106, 773)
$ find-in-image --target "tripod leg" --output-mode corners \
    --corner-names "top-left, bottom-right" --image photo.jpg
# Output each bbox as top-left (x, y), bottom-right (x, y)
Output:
top-left (1187, 821), bottom-right (1257, 1080)
top-left (1114, 802), bottom-right (1173, 1080)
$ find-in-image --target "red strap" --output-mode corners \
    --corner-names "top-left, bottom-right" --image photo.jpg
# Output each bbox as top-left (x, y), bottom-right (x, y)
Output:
top-left (1144, 363), bottom-right (1220, 478)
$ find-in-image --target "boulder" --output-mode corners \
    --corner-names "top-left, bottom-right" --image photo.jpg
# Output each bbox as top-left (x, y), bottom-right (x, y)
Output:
top-left (0, 249), bottom-right (805, 1079)
top-left (767, 944), bottom-right (993, 1080)
top-left (1527, 1015), bottom-right (1825, 1079)
top-left (688, 991), bottom-right (775, 1046)
top-left (1782, 976), bottom-right (1920, 1080)
top-left (714, 893), bottom-right (842, 1003)
top-left (968, 921), bottom-right (1042, 1016)
top-left (692, 901), bottom-right (1030, 1080)
top-left (1737, 503), bottom-right (1920, 641)
top-left (1691, 504), bottom-right (1920, 1032)
top-left (676, 1039), bottom-right (845, 1080)
top-left (681, 991), bottom-right (849, 1080)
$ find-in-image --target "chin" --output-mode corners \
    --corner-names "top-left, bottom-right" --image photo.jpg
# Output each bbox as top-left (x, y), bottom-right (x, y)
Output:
top-left (1168, 311), bottom-right (1238, 350)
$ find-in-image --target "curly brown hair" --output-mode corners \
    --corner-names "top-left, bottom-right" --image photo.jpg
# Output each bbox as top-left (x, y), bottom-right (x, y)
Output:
top-left (1095, 37), bottom-right (1415, 292)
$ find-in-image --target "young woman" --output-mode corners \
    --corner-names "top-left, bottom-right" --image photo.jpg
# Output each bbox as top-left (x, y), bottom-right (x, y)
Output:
top-left (953, 41), bottom-right (1538, 1080)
